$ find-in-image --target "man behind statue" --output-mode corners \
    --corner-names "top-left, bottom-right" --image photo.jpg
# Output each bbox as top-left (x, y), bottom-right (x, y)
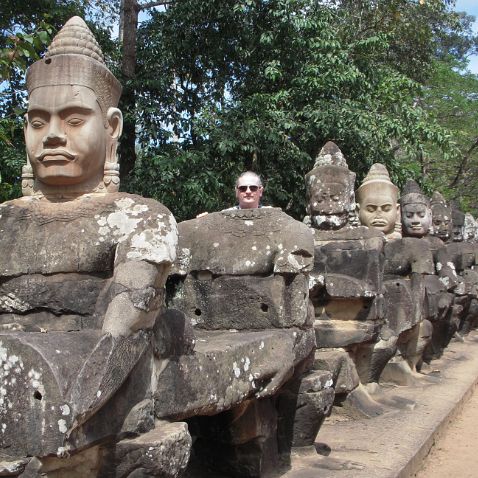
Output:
top-left (232, 171), bottom-right (264, 209)
top-left (0, 17), bottom-right (187, 476)
top-left (198, 171), bottom-right (267, 217)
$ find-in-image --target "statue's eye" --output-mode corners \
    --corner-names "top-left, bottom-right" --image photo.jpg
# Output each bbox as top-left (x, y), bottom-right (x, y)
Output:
top-left (382, 205), bottom-right (392, 212)
top-left (406, 213), bottom-right (413, 218)
top-left (67, 117), bottom-right (84, 126)
top-left (366, 206), bottom-right (376, 212)
top-left (30, 119), bottom-right (45, 129)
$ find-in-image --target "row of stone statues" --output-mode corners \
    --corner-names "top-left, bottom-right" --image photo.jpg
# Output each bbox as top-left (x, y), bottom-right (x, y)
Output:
top-left (304, 142), bottom-right (478, 428)
top-left (0, 16), bottom-right (476, 478)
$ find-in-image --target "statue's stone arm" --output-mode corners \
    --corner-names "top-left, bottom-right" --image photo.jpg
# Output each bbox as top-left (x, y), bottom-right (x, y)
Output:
top-left (95, 199), bottom-right (178, 337)
top-left (435, 245), bottom-right (460, 291)
top-left (102, 260), bottom-right (171, 337)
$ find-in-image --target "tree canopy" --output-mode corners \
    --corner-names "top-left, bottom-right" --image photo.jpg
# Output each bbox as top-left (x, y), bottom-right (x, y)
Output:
top-left (1, 0), bottom-right (478, 219)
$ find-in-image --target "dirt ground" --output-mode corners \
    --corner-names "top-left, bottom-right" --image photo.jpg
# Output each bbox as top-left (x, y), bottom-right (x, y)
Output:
top-left (414, 383), bottom-right (478, 478)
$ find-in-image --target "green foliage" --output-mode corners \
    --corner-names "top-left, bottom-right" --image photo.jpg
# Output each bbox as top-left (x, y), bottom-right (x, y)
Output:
top-left (129, 0), bottom-right (462, 220)
top-left (1, 0), bottom-right (477, 220)
top-left (419, 57), bottom-right (478, 212)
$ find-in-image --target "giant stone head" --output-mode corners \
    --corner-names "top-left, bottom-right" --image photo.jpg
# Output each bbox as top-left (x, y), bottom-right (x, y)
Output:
top-left (305, 142), bottom-right (356, 230)
top-left (24, 16), bottom-right (123, 197)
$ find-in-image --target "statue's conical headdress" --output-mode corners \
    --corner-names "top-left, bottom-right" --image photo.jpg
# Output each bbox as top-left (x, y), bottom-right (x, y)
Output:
top-left (305, 141), bottom-right (356, 203)
top-left (450, 200), bottom-right (465, 226)
top-left (26, 16), bottom-right (122, 115)
top-left (313, 141), bottom-right (348, 169)
top-left (356, 163), bottom-right (398, 203)
top-left (400, 179), bottom-right (430, 207)
top-left (431, 191), bottom-right (447, 207)
top-left (430, 191), bottom-right (451, 219)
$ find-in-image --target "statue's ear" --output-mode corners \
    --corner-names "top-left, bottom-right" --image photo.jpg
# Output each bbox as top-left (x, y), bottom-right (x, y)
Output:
top-left (107, 107), bottom-right (123, 139)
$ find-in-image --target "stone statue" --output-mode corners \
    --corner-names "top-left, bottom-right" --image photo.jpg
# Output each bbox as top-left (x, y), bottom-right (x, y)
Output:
top-left (451, 200), bottom-right (465, 243)
top-left (400, 180), bottom-right (432, 238)
top-left (446, 202), bottom-right (478, 336)
top-left (0, 17), bottom-right (189, 477)
top-left (165, 204), bottom-right (331, 475)
top-left (356, 163), bottom-right (401, 240)
top-left (306, 143), bottom-right (390, 417)
top-left (379, 181), bottom-right (439, 384)
top-left (431, 191), bottom-right (452, 243)
top-left (464, 213), bottom-right (477, 242)
top-left (304, 142), bottom-right (356, 230)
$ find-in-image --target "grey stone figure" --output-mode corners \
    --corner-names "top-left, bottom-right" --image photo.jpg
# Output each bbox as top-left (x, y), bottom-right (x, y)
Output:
top-left (380, 180), bottom-right (441, 385)
top-left (305, 142), bottom-right (390, 417)
top-left (166, 204), bottom-right (334, 476)
top-left (0, 17), bottom-right (193, 477)
top-left (424, 193), bottom-right (468, 360)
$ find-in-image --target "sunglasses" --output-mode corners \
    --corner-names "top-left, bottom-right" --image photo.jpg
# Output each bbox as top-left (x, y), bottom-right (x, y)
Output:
top-left (237, 185), bottom-right (260, 192)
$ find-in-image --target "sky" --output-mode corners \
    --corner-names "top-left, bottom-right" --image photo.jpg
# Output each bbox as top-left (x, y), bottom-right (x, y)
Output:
top-left (455, 0), bottom-right (478, 74)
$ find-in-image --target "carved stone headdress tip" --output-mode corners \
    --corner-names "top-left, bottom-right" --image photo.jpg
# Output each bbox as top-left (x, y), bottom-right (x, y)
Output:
top-left (313, 141), bottom-right (347, 168)
top-left (26, 16), bottom-right (122, 111)
top-left (356, 163), bottom-right (398, 198)
top-left (400, 179), bottom-right (429, 207)
top-left (45, 16), bottom-right (104, 63)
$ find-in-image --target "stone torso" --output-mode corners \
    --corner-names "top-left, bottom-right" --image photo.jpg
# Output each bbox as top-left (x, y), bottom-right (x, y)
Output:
top-left (0, 193), bottom-right (176, 331)
top-left (169, 208), bottom-right (314, 330)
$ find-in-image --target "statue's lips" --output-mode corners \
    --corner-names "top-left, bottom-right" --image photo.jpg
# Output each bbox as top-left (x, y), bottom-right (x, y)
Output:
top-left (371, 219), bottom-right (387, 227)
top-left (38, 151), bottom-right (75, 163)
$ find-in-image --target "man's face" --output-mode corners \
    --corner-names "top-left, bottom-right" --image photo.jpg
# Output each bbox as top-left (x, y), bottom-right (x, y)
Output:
top-left (401, 203), bottom-right (432, 238)
top-left (25, 85), bottom-right (107, 186)
top-left (236, 175), bottom-right (263, 209)
top-left (359, 191), bottom-right (398, 234)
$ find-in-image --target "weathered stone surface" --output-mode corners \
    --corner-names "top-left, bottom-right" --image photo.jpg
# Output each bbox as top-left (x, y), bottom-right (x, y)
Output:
top-left (314, 319), bottom-right (378, 349)
top-left (22, 447), bottom-right (101, 478)
top-left (153, 308), bottom-right (196, 358)
top-left (313, 348), bottom-right (360, 394)
top-left (0, 330), bottom-right (153, 458)
top-left (289, 371), bottom-right (335, 447)
top-left (310, 227), bottom-right (384, 299)
top-left (153, 328), bottom-right (315, 420)
top-left (173, 208), bottom-right (313, 277)
top-left (0, 193), bottom-right (176, 335)
top-left (103, 421), bottom-right (192, 478)
top-left (170, 274), bottom-right (309, 330)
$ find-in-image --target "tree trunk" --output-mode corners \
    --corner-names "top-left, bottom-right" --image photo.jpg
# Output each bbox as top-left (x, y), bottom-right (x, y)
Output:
top-left (118, 0), bottom-right (140, 182)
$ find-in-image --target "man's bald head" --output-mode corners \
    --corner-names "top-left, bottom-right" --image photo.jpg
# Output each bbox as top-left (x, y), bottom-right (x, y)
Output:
top-left (235, 171), bottom-right (263, 209)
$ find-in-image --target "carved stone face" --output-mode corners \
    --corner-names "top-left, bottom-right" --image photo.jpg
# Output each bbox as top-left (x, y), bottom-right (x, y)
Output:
top-left (25, 85), bottom-right (107, 187)
top-left (358, 189), bottom-right (398, 234)
top-left (452, 224), bottom-right (464, 242)
top-left (401, 203), bottom-right (432, 238)
top-left (432, 209), bottom-right (452, 242)
top-left (308, 181), bottom-right (349, 229)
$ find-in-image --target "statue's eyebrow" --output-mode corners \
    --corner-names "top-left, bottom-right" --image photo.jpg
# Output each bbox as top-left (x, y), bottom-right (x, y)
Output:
top-left (27, 105), bottom-right (94, 116)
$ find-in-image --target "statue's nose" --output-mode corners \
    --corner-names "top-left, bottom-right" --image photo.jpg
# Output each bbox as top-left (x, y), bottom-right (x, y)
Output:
top-left (42, 119), bottom-right (67, 146)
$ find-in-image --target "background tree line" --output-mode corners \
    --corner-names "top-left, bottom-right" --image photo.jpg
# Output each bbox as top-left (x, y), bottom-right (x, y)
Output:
top-left (1, 0), bottom-right (477, 220)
